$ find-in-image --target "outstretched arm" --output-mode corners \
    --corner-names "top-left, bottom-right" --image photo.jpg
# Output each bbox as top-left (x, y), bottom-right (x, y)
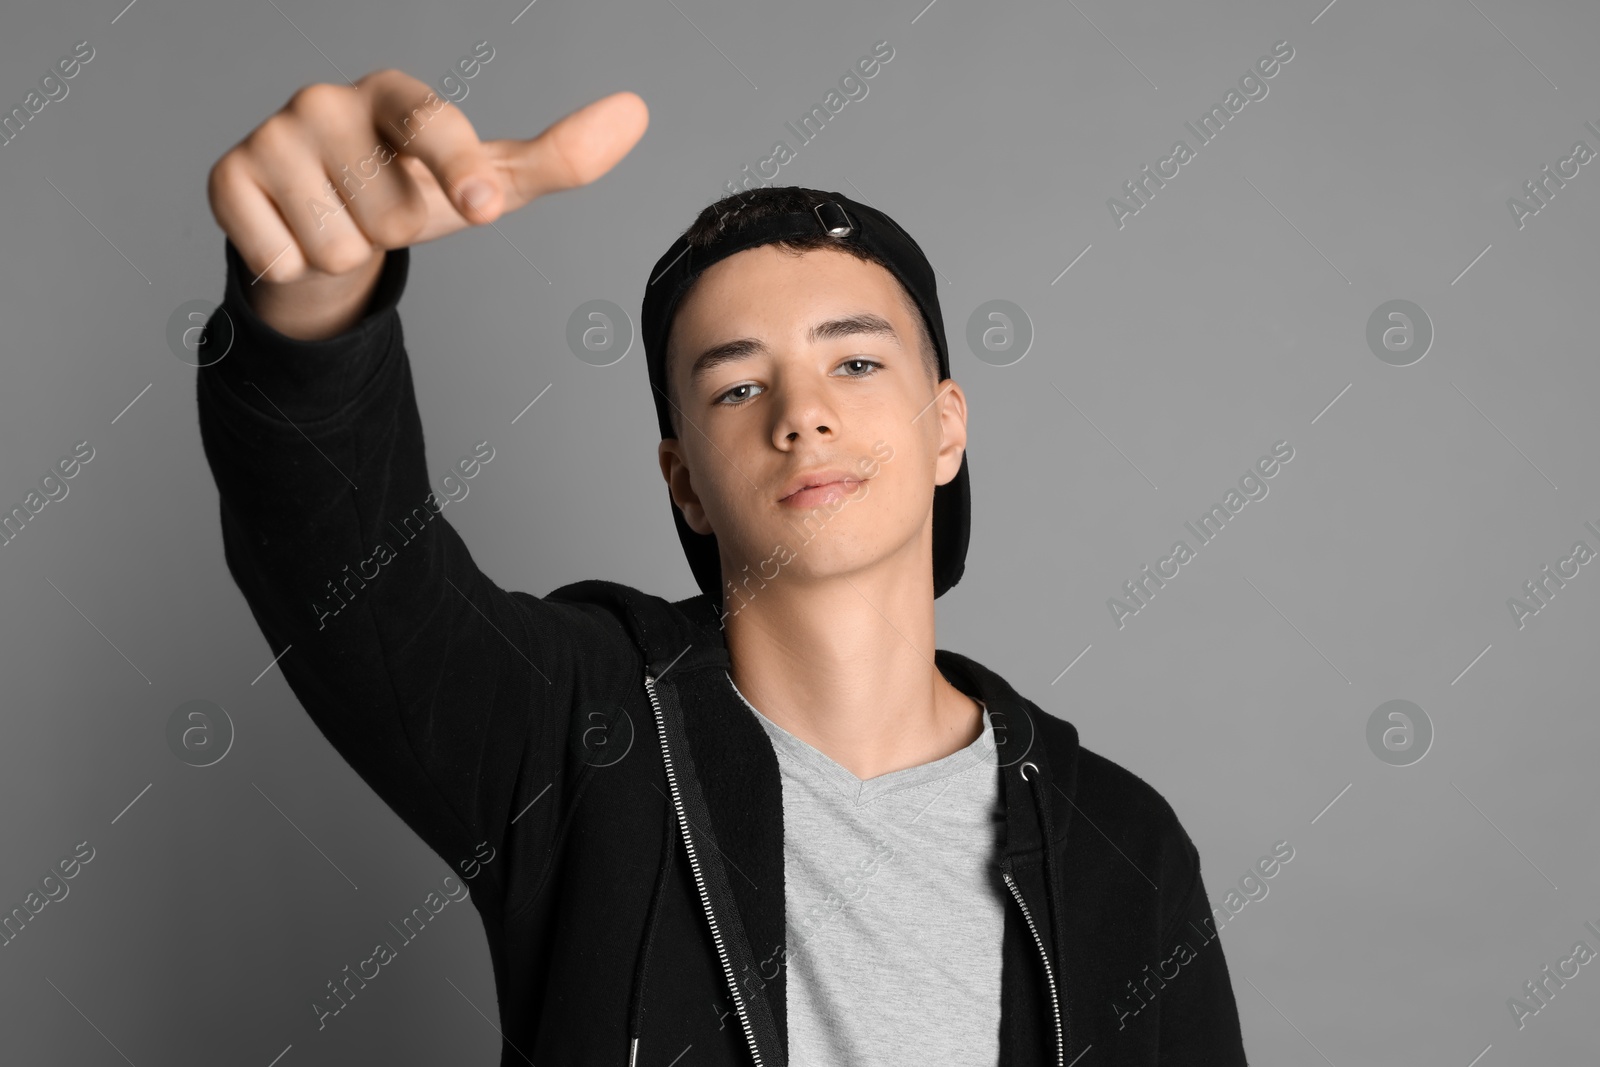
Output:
top-left (195, 69), bottom-right (649, 896)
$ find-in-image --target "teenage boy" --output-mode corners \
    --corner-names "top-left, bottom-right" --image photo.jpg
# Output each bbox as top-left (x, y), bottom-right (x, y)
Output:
top-left (198, 69), bottom-right (1248, 1066)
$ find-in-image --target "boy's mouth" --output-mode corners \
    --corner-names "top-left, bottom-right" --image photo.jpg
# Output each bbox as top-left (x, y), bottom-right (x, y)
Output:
top-left (778, 469), bottom-right (869, 507)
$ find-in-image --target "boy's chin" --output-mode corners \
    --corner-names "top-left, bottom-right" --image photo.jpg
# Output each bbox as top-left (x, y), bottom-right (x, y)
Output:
top-left (719, 550), bottom-right (888, 596)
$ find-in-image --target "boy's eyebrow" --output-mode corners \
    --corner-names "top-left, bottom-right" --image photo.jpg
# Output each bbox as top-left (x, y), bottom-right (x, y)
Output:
top-left (688, 313), bottom-right (903, 384)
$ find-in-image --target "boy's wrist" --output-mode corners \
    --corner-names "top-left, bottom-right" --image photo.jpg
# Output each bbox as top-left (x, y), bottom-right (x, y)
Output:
top-left (205, 236), bottom-right (412, 422)
top-left (244, 246), bottom-right (388, 341)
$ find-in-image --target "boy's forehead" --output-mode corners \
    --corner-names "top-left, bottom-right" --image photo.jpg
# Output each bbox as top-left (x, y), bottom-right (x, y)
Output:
top-left (666, 245), bottom-right (907, 367)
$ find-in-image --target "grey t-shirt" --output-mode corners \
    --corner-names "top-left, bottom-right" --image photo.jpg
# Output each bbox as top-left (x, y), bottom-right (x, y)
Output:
top-left (729, 675), bottom-right (1008, 1066)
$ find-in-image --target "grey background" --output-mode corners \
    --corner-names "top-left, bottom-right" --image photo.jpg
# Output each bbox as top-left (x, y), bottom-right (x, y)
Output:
top-left (2, 0), bottom-right (1597, 1063)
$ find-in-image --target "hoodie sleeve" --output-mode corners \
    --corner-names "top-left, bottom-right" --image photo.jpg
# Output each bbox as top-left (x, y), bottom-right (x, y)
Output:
top-left (195, 236), bottom-right (613, 906)
top-left (1153, 850), bottom-right (1250, 1065)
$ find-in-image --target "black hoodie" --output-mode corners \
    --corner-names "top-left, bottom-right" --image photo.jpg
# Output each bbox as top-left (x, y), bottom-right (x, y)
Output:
top-left (195, 237), bottom-right (1249, 1066)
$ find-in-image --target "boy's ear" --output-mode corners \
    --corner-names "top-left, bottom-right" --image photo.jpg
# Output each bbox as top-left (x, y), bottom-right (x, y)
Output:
top-left (658, 439), bottom-right (715, 536)
top-left (932, 378), bottom-right (969, 488)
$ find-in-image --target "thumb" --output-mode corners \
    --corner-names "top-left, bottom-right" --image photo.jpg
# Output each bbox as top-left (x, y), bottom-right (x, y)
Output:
top-left (487, 90), bottom-right (650, 211)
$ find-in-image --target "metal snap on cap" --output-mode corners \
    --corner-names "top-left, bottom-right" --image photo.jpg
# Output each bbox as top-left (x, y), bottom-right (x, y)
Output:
top-left (814, 201), bottom-right (855, 237)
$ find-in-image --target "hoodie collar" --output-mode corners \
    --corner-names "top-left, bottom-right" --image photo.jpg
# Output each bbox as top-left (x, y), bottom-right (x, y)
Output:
top-left (607, 583), bottom-right (1082, 1066)
top-left (664, 589), bottom-right (1082, 860)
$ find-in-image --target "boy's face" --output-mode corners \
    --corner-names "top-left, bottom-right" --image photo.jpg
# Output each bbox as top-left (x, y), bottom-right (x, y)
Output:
top-left (658, 244), bottom-right (968, 596)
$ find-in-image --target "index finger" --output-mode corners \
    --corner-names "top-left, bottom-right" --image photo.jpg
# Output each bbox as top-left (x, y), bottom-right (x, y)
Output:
top-left (361, 69), bottom-right (500, 222)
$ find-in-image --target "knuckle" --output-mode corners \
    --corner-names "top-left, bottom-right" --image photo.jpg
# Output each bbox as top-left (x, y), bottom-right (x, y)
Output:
top-left (207, 152), bottom-right (245, 203)
top-left (243, 244), bottom-right (303, 284)
top-left (357, 67), bottom-right (403, 89)
top-left (286, 81), bottom-right (349, 118)
top-left (245, 114), bottom-right (298, 157)
top-left (358, 67), bottom-right (427, 105)
top-left (309, 237), bottom-right (376, 276)
top-left (365, 204), bottom-right (426, 247)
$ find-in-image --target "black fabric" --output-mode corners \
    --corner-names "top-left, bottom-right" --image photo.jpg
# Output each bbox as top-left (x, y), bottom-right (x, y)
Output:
top-left (647, 658), bottom-right (788, 1063)
top-left (1027, 769), bottom-right (1074, 1059)
top-left (640, 192), bottom-right (972, 604)
top-left (627, 799), bottom-right (678, 1044)
top-left (196, 236), bottom-right (1248, 1066)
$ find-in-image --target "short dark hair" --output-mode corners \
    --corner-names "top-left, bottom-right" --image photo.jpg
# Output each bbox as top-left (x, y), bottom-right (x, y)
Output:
top-left (663, 186), bottom-right (941, 436)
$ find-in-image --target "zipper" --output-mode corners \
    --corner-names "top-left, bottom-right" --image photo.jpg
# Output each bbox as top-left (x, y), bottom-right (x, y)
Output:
top-left (644, 671), bottom-right (767, 1067)
top-left (1002, 864), bottom-right (1064, 1067)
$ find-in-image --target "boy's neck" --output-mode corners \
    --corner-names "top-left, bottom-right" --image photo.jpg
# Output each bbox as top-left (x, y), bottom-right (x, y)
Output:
top-left (721, 570), bottom-right (983, 782)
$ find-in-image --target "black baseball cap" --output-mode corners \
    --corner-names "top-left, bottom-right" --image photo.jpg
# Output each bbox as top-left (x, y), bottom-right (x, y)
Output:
top-left (640, 189), bottom-right (971, 606)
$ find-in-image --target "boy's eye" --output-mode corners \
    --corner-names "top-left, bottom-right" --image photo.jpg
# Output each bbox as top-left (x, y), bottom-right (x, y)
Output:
top-left (714, 383), bottom-right (763, 405)
top-left (837, 358), bottom-right (883, 377)
top-left (713, 358), bottom-right (885, 406)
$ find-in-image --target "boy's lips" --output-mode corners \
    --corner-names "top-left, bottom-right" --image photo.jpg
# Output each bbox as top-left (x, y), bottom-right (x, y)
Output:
top-left (777, 468), bottom-right (868, 506)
